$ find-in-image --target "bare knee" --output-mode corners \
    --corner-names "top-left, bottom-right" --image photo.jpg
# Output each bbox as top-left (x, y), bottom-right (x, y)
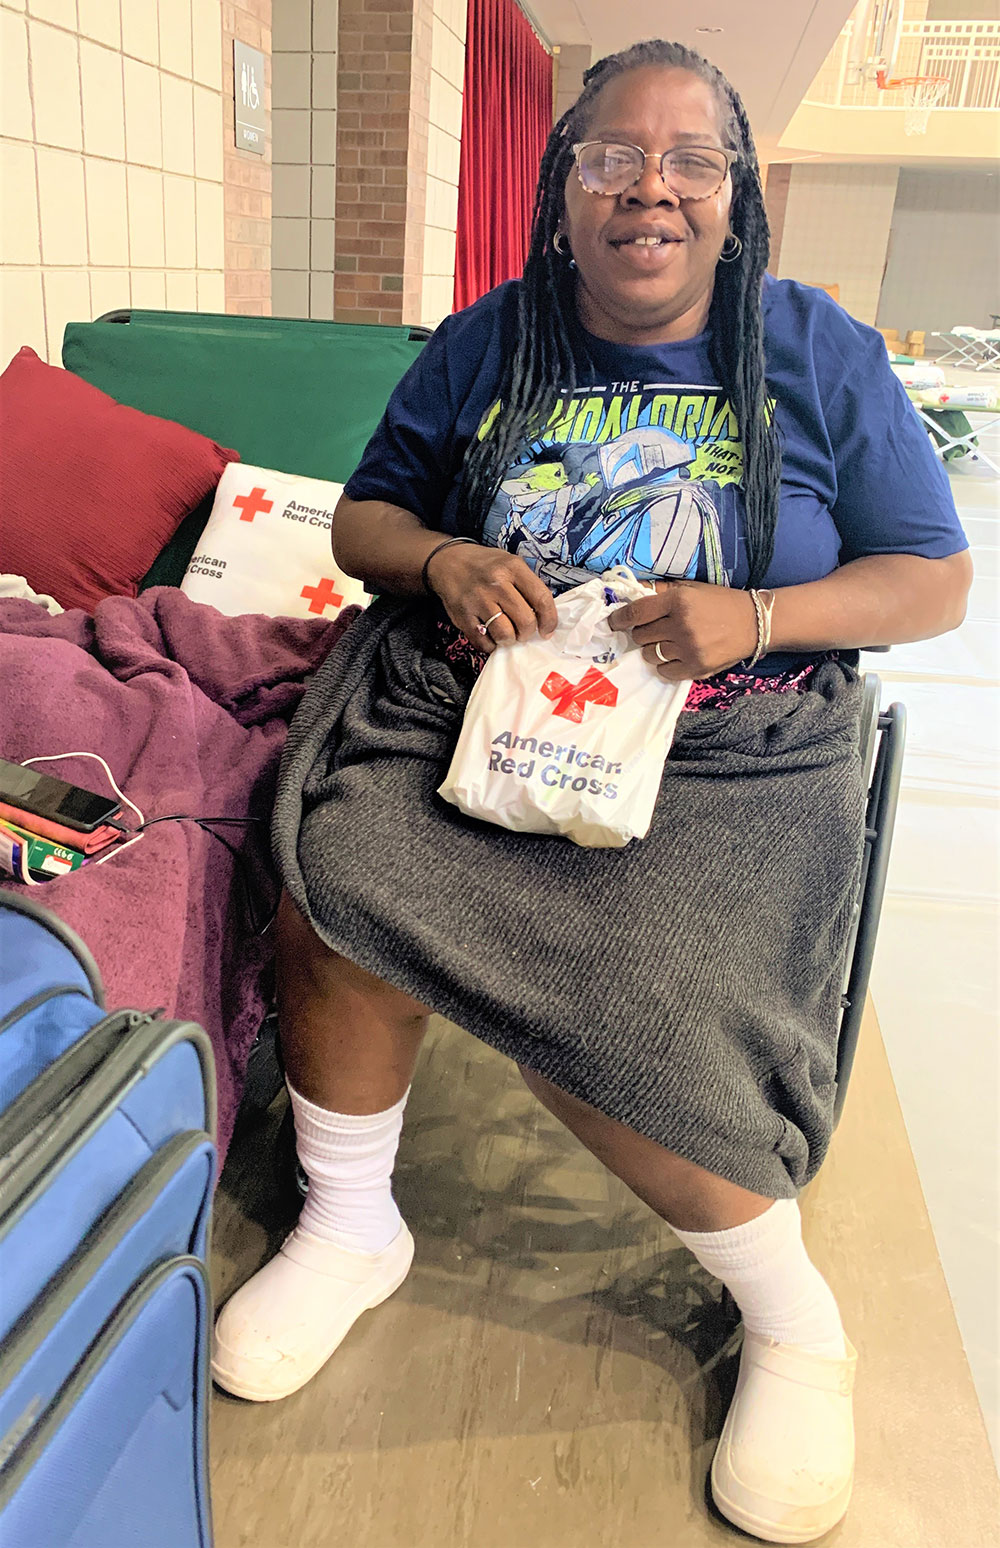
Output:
top-left (517, 1062), bottom-right (770, 1232)
top-left (277, 891), bottom-right (430, 1020)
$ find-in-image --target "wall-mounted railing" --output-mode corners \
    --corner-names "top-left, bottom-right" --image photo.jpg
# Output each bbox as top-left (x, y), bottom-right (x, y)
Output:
top-left (805, 20), bottom-right (1000, 112)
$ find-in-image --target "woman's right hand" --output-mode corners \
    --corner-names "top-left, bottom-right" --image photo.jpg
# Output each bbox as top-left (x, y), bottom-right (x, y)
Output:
top-left (425, 542), bottom-right (558, 652)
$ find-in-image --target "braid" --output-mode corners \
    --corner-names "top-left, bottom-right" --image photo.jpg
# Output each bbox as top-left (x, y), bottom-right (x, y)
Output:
top-left (457, 39), bottom-right (780, 589)
top-left (706, 85), bottom-right (780, 586)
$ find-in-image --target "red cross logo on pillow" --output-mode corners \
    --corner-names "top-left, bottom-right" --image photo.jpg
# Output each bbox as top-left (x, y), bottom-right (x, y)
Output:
top-left (541, 666), bottom-right (618, 723)
top-left (233, 486), bottom-right (273, 523)
top-left (301, 577), bottom-right (344, 615)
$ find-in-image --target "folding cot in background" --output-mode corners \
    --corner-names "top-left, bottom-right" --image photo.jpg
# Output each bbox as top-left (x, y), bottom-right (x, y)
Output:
top-left (931, 325), bottom-right (1000, 372)
top-left (890, 358), bottom-right (1000, 475)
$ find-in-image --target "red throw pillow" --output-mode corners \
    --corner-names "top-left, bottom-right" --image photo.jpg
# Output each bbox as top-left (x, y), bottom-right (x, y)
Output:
top-left (0, 347), bottom-right (239, 612)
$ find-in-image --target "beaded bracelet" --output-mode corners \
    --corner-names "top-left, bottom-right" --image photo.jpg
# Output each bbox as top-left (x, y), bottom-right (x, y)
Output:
top-left (420, 535), bottom-right (477, 595)
top-left (743, 587), bottom-right (776, 669)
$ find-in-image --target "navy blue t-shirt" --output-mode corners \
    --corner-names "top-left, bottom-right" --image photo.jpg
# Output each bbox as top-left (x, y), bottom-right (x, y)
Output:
top-left (345, 276), bottom-right (966, 671)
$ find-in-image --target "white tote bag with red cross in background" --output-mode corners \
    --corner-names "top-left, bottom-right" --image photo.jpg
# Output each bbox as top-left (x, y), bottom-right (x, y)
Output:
top-left (438, 569), bottom-right (691, 848)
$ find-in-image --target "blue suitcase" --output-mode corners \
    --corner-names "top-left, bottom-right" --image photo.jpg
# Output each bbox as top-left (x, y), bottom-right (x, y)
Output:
top-left (0, 892), bottom-right (216, 1547)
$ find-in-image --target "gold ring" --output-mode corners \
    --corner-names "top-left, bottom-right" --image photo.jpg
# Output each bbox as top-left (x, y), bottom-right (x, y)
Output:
top-left (476, 610), bottom-right (503, 635)
top-left (654, 642), bottom-right (669, 664)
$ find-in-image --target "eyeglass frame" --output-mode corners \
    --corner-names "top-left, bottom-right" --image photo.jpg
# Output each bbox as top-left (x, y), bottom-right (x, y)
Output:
top-left (570, 141), bottom-right (738, 200)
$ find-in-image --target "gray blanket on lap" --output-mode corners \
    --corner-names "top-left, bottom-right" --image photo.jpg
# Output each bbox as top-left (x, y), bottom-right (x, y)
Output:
top-left (274, 596), bottom-right (864, 1198)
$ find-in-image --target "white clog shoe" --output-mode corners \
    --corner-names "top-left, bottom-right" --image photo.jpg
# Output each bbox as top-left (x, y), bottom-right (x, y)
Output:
top-left (212, 1222), bottom-right (414, 1402)
top-left (711, 1332), bottom-right (857, 1544)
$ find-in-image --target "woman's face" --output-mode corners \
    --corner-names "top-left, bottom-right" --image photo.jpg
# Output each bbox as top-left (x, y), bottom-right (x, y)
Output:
top-left (561, 66), bottom-right (733, 346)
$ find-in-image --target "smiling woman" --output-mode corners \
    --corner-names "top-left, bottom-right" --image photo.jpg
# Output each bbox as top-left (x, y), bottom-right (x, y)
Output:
top-left (213, 38), bottom-right (971, 1548)
top-left (560, 69), bottom-right (738, 344)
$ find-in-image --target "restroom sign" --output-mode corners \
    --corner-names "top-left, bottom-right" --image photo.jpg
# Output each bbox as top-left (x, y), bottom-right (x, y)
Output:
top-left (234, 40), bottom-right (267, 155)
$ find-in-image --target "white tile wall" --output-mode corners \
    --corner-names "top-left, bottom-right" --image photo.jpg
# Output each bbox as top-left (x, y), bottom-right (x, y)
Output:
top-left (159, 4), bottom-right (192, 80)
top-left (80, 39), bottom-right (126, 161)
top-left (0, 269), bottom-right (46, 364)
top-left (311, 0), bottom-right (338, 53)
top-left (310, 109), bottom-right (336, 165)
top-left (191, 0), bottom-right (223, 90)
top-left (130, 267), bottom-right (167, 307)
top-left (88, 265), bottom-right (130, 317)
top-left (196, 268), bottom-right (225, 310)
top-left (29, 0), bottom-right (77, 32)
top-left (127, 165), bottom-right (166, 267)
top-left (0, 138), bottom-right (41, 265)
top-left (36, 146), bottom-right (88, 264)
top-left (165, 267), bottom-right (199, 309)
top-left (193, 84), bottom-right (223, 181)
top-left (311, 164), bottom-right (335, 218)
top-left (123, 57), bottom-right (164, 168)
top-left (273, 162), bottom-right (309, 218)
top-left (42, 266), bottom-right (92, 352)
top-left (30, 22), bottom-right (84, 150)
top-left (84, 157), bottom-right (129, 267)
top-left (0, 0), bottom-right (226, 361)
top-left (877, 168), bottom-right (1000, 337)
top-left (1, 10), bottom-right (33, 141)
top-left (271, 0), bottom-right (338, 321)
top-left (272, 108), bottom-right (311, 164)
top-left (776, 162), bottom-right (900, 325)
top-left (272, 0), bottom-right (311, 53)
top-left (78, 0), bottom-right (121, 51)
top-left (273, 267), bottom-right (308, 315)
top-left (309, 269), bottom-right (333, 318)
top-left (194, 177), bottom-right (224, 269)
top-left (272, 52), bottom-right (311, 109)
top-left (121, 0), bottom-right (161, 67)
top-left (160, 74), bottom-right (196, 176)
top-left (164, 174), bottom-right (197, 268)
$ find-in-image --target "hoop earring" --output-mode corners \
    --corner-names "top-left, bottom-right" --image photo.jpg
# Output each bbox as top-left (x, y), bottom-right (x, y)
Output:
top-left (553, 230), bottom-right (573, 263)
top-left (719, 233), bottom-right (743, 263)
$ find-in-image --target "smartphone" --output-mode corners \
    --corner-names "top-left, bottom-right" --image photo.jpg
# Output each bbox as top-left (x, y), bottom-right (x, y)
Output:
top-left (0, 758), bottom-right (122, 834)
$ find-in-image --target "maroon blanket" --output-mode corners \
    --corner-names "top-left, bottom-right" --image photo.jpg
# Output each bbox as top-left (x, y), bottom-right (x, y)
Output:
top-left (0, 588), bottom-right (354, 1162)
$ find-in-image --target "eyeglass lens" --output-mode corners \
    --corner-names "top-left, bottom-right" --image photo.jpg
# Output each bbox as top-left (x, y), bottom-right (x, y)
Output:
top-left (577, 143), bottom-right (729, 197)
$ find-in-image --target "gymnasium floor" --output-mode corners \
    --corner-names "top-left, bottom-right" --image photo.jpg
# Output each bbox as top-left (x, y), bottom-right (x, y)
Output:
top-left (210, 1008), bottom-right (997, 1547)
top-left (861, 372), bottom-right (999, 1464)
top-left (210, 380), bottom-right (999, 1545)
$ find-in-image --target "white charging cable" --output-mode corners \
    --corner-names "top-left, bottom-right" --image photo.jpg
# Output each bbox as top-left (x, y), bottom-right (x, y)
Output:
top-left (19, 752), bottom-right (145, 865)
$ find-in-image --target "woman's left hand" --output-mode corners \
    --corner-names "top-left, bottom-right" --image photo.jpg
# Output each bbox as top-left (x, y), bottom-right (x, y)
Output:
top-left (609, 580), bottom-right (760, 681)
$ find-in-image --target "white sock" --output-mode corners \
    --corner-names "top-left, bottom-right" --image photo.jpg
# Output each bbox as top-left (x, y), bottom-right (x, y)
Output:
top-left (288, 1081), bottom-right (408, 1255)
top-left (672, 1198), bottom-right (846, 1358)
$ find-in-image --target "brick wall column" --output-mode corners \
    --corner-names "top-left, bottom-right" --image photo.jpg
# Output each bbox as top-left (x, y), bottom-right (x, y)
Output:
top-left (334, 0), bottom-right (415, 324)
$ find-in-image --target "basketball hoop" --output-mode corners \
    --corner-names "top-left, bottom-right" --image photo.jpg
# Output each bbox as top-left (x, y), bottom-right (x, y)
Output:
top-left (875, 71), bottom-right (949, 135)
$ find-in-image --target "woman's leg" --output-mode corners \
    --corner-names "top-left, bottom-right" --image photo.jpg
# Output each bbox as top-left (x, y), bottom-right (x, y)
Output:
top-left (278, 889), bottom-right (430, 1114)
top-left (520, 1066), bottom-right (855, 1547)
top-left (211, 894), bottom-right (429, 1402)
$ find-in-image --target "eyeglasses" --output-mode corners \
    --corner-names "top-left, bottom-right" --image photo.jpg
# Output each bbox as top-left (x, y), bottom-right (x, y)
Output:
top-left (572, 142), bottom-right (737, 200)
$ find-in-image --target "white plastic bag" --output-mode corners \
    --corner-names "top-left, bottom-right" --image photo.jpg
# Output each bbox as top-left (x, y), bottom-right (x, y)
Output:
top-left (438, 569), bottom-right (691, 848)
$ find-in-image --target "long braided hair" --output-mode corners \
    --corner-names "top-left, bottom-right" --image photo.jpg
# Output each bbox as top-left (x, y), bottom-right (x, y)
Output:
top-left (456, 39), bottom-right (780, 589)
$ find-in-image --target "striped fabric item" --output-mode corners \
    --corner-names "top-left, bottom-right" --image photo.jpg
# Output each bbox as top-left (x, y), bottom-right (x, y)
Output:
top-left (0, 347), bottom-right (237, 613)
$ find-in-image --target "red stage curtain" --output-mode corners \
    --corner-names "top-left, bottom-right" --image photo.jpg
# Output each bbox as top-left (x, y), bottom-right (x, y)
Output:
top-left (453, 0), bottom-right (553, 313)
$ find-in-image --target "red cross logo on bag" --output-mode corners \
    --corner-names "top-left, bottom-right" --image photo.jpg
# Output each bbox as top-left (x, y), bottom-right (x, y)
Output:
top-left (233, 486), bottom-right (273, 523)
top-left (301, 577), bottom-right (344, 615)
top-left (541, 666), bottom-right (618, 723)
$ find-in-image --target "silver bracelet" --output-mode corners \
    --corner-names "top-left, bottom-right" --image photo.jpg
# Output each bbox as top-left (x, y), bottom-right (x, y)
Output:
top-left (743, 588), bottom-right (775, 669)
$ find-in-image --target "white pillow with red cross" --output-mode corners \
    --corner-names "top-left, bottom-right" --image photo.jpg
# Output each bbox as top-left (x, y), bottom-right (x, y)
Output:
top-left (180, 462), bottom-right (368, 621)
